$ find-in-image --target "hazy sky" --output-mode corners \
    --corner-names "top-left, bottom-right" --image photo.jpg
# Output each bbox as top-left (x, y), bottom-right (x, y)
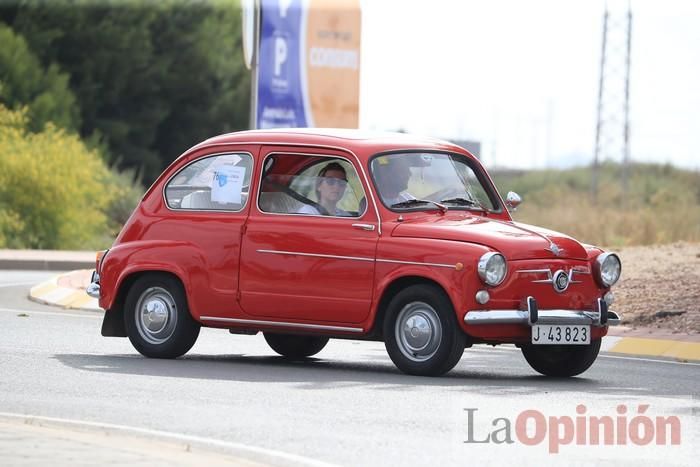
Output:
top-left (359, 0), bottom-right (700, 169)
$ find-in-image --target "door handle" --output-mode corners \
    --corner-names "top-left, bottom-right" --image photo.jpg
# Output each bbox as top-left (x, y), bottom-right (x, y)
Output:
top-left (352, 223), bottom-right (376, 231)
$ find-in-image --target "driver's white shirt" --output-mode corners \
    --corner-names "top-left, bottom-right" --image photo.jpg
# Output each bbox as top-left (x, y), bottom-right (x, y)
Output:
top-left (298, 204), bottom-right (351, 217)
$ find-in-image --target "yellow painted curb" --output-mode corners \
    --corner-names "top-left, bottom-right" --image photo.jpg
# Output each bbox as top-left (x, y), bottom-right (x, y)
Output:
top-left (56, 290), bottom-right (86, 307)
top-left (609, 337), bottom-right (700, 361)
top-left (28, 273), bottom-right (100, 311)
top-left (66, 293), bottom-right (96, 309)
top-left (29, 282), bottom-right (57, 297)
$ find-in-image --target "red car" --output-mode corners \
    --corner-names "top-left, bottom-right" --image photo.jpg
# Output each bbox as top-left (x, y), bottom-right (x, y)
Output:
top-left (88, 129), bottom-right (621, 377)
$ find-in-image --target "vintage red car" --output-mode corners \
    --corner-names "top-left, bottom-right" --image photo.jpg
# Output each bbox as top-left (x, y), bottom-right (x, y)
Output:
top-left (88, 128), bottom-right (621, 377)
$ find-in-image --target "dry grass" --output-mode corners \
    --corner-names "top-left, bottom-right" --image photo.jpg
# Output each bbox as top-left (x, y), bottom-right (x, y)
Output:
top-left (492, 163), bottom-right (700, 247)
top-left (512, 197), bottom-right (700, 247)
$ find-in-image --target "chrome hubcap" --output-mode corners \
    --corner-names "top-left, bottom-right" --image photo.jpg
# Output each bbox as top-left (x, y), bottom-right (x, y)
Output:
top-left (395, 302), bottom-right (442, 362)
top-left (135, 287), bottom-right (177, 344)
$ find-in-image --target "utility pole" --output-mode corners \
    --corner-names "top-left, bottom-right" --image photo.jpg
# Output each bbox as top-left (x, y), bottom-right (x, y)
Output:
top-left (592, 2), bottom-right (633, 203)
top-left (242, 0), bottom-right (260, 129)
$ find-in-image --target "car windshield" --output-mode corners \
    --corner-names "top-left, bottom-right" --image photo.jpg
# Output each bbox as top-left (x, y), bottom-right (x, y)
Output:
top-left (369, 152), bottom-right (499, 211)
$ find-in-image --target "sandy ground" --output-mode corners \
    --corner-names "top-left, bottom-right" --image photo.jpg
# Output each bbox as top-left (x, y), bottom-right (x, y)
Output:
top-left (614, 242), bottom-right (700, 334)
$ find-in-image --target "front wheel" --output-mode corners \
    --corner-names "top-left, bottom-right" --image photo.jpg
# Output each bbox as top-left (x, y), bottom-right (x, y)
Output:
top-left (124, 274), bottom-right (200, 359)
top-left (383, 284), bottom-right (465, 376)
top-left (521, 339), bottom-right (602, 377)
top-left (263, 333), bottom-right (329, 358)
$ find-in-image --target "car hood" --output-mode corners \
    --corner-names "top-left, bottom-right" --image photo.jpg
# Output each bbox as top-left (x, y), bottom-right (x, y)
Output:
top-left (391, 215), bottom-right (588, 260)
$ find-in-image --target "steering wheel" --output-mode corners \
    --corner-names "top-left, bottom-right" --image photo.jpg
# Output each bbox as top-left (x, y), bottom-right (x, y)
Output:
top-left (424, 187), bottom-right (463, 202)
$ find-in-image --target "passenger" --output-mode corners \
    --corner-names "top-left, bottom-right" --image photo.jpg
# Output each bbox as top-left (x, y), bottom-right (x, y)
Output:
top-left (298, 162), bottom-right (352, 216)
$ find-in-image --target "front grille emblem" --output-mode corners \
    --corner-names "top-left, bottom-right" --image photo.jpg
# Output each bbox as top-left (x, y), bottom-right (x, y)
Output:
top-left (552, 270), bottom-right (570, 293)
top-left (517, 266), bottom-right (589, 292)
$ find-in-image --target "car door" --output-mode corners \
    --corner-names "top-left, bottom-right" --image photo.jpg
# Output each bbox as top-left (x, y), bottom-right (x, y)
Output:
top-left (160, 147), bottom-right (257, 319)
top-left (239, 147), bottom-right (379, 325)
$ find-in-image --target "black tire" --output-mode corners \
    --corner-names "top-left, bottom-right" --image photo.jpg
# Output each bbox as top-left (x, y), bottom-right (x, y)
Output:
top-left (264, 333), bottom-right (329, 358)
top-left (521, 339), bottom-right (602, 377)
top-left (383, 284), bottom-right (465, 376)
top-left (124, 273), bottom-right (200, 359)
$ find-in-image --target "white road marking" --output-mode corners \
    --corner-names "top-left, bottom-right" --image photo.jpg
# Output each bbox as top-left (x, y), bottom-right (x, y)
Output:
top-left (0, 281), bottom-right (41, 288)
top-left (597, 386), bottom-right (650, 391)
top-left (600, 336), bottom-right (622, 351)
top-left (0, 412), bottom-right (339, 467)
top-left (0, 307), bottom-right (101, 319)
top-left (598, 353), bottom-right (700, 366)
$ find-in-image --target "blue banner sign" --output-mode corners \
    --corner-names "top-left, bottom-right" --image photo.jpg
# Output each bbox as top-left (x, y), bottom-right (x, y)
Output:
top-left (257, 0), bottom-right (307, 128)
top-left (256, 0), bottom-right (361, 129)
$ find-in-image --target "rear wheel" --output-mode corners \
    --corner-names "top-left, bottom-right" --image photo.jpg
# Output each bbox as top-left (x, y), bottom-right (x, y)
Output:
top-left (383, 284), bottom-right (465, 376)
top-left (521, 339), bottom-right (602, 377)
top-left (263, 333), bottom-right (329, 358)
top-left (124, 274), bottom-right (200, 359)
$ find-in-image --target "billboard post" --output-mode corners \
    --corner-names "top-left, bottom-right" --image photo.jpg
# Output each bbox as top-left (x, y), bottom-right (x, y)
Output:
top-left (241, 0), bottom-right (261, 129)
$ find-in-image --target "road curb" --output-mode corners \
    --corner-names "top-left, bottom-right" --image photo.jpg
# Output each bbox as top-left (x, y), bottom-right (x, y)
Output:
top-left (0, 258), bottom-right (95, 271)
top-left (0, 413), bottom-right (280, 467)
top-left (605, 336), bottom-right (700, 362)
top-left (0, 249), bottom-right (95, 271)
top-left (28, 271), bottom-right (100, 312)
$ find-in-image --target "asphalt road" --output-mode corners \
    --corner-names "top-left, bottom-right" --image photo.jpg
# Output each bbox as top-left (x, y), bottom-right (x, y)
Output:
top-left (1, 270), bottom-right (698, 466)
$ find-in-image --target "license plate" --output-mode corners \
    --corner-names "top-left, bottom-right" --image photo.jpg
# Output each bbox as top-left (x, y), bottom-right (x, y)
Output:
top-left (531, 325), bottom-right (590, 345)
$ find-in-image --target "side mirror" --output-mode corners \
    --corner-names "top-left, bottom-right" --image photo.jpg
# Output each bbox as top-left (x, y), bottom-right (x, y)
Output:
top-left (505, 191), bottom-right (522, 211)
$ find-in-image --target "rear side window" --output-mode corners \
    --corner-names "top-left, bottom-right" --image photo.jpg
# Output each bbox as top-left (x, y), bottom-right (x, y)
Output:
top-left (165, 153), bottom-right (253, 211)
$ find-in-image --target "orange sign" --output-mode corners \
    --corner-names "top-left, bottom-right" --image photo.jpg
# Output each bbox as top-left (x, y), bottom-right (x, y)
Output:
top-left (304, 0), bottom-right (361, 128)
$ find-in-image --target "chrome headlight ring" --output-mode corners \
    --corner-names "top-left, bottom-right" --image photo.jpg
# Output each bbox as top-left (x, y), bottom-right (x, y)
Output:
top-left (595, 252), bottom-right (621, 287)
top-left (478, 252), bottom-right (507, 287)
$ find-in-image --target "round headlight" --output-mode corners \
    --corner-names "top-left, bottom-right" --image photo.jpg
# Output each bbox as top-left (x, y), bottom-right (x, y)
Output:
top-left (478, 252), bottom-right (507, 286)
top-left (596, 253), bottom-right (621, 287)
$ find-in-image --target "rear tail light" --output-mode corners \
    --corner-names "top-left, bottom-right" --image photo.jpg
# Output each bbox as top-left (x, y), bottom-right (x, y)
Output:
top-left (95, 250), bottom-right (107, 271)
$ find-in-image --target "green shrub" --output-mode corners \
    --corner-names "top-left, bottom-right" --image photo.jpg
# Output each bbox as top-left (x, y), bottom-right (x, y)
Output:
top-left (0, 104), bottom-right (115, 249)
top-left (102, 167), bottom-right (144, 241)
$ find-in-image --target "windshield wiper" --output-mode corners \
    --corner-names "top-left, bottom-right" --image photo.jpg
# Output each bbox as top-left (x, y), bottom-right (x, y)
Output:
top-left (439, 197), bottom-right (486, 211)
top-left (391, 199), bottom-right (447, 214)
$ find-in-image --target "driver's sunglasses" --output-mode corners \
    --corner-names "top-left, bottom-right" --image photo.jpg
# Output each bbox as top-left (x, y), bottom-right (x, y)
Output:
top-left (323, 177), bottom-right (347, 187)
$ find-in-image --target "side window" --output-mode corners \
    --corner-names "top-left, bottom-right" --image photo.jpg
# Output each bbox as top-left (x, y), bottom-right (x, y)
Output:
top-left (165, 153), bottom-right (253, 211)
top-left (258, 154), bottom-right (366, 217)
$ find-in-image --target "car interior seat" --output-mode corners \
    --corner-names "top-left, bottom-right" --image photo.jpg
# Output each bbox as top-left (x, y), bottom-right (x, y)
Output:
top-left (180, 190), bottom-right (246, 210)
top-left (258, 192), bottom-right (304, 214)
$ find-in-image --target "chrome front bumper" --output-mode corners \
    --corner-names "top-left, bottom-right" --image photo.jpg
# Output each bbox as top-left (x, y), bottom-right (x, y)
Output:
top-left (86, 270), bottom-right (100, 299)
top-left (464, 297), bottom-right (620, 327)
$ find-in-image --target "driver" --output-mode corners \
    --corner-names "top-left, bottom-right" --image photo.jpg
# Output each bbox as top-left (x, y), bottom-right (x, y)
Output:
top-left (374, 155), bottom-right (415, 206)
top-left (298, 162), bottom-right (352, 216)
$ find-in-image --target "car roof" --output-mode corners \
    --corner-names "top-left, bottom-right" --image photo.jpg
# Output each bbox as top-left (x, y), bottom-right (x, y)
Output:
top-left (191, 128), bottom-right (471, 161)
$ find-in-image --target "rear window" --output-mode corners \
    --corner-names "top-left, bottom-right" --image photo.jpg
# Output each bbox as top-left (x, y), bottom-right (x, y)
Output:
top-left (165, 153), bottom-right (253, 211)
